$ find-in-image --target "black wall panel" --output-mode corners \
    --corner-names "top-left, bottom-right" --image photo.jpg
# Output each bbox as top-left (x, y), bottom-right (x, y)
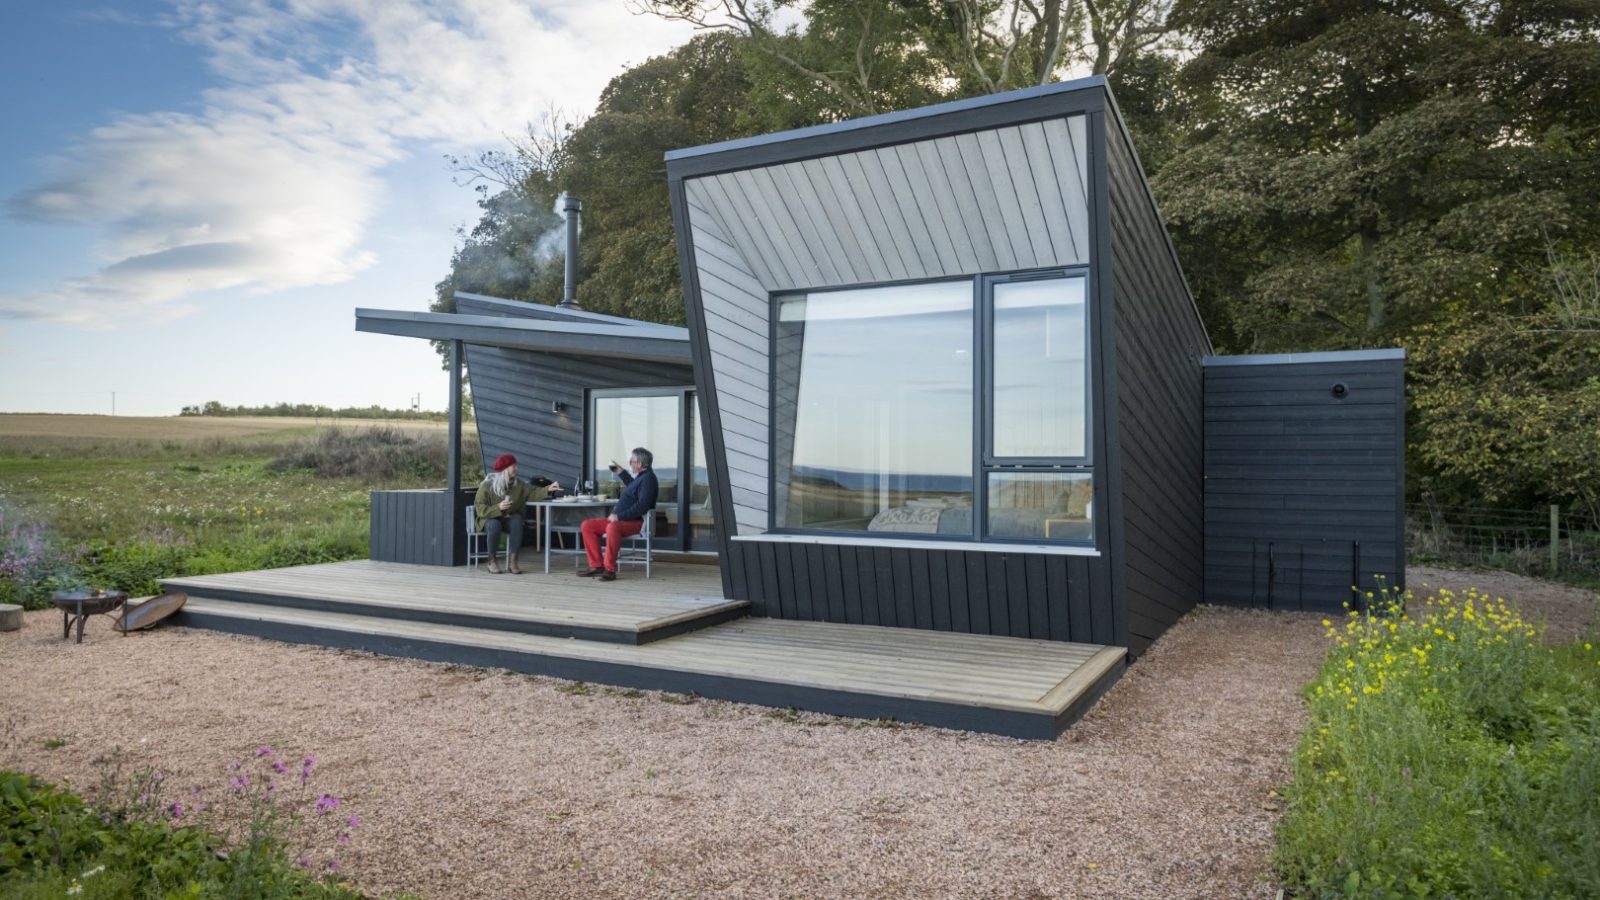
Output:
top-left (726, 541), bottom-right (1107, 642)
top-left (1203, 353), bottom-right (1406, 612)
top-left (1103, 108), bottom-right (1212, 655)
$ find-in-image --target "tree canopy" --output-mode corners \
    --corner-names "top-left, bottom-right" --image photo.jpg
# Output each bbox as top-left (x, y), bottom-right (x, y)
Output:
top-left (426, 0), bottom-right (1599, 521)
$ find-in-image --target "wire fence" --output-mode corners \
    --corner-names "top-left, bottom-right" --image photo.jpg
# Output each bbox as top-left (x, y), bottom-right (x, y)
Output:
top-left (1407, 500), bottom-right (1600, 580)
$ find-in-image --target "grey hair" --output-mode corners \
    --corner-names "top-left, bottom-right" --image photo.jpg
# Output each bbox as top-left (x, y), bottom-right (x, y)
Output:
top-left (483, 468), bottom-right (513, 496)
top-left (631, 447), bottom-right (653, 468)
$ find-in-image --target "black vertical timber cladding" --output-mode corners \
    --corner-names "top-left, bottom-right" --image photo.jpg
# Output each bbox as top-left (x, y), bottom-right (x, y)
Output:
top-left (1203, 353), bottom-right (1407, 612)
top-left (370, 490), bottom-right (467, 566)
top-left (1101, 98), bottom-right (1211, 656)
top-left (456, 295), bottom-right (690, 483)
top-left (720, 543), bottom-right (1103, 640)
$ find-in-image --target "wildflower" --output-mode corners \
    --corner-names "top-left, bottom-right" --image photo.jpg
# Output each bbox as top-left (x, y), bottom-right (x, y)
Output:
top-left (255, 746), bottom-right (274, 758)
top-left (339, 832), bottom-right (352, 845)
top-left (315, 794), bottom-right (342, 815)
top-left (67, 881), bottom-right (83, 895)
top-left (169, 802), bottom-right (184, 820)
top-left (347, 815), bottom-right (360, 828)
top-left (297, 856), bottom-right (311, 869)
top-left (272, 759), bottom-right (288, 774)
top-left (81, 865), bottom-right (105, 878)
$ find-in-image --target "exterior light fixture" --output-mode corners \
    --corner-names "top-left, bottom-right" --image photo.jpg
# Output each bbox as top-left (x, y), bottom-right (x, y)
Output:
top-left (551, 400), bottom-right (567, 414)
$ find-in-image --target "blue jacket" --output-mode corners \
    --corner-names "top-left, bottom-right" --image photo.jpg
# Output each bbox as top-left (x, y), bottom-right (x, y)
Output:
top-left (612, 468), bottom-right (659, 522)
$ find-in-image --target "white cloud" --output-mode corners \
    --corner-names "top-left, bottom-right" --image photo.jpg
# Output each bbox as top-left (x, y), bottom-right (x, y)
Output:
top-left (2, 0), bottom-right (699, 326)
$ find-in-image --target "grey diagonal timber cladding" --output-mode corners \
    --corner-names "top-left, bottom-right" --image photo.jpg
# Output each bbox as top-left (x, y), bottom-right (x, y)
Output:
top-left (679, 117), bottom-right (1093, 536)
top-left (453, 294), bottom-right (692, 484)
top-left (686, 120), bottom-right (1090, 294)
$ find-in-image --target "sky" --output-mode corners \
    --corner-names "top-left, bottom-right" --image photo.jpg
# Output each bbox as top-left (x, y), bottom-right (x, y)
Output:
top-left (0, 1), bottom-right (701, 417)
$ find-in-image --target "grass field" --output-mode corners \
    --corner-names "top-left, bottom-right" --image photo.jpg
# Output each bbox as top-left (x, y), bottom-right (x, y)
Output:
top-left (0, 415), bottom-right (475, 606)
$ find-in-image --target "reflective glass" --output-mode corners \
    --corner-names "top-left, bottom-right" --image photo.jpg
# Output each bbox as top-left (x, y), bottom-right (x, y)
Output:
top-left (591, 394), bottom-right (680, 540)
top-left (985, 471), bottom-right (1093, 542)
top-left (774, 281), bottom-right (974, 533)
top-left (992, 276), bottom-right (1088, 458)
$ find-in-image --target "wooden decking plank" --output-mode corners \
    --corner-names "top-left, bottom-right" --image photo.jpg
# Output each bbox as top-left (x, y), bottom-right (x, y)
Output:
top-left (179, 599), bottom-right (1121, 711)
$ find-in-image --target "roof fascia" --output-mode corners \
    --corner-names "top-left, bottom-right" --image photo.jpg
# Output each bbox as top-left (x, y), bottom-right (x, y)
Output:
top-left (355, 309), bottom-right (692, 364)
top-left (1203, 348), bottom-right (1407, 368)
top-left (666, 76), bottom-right (1109, 181)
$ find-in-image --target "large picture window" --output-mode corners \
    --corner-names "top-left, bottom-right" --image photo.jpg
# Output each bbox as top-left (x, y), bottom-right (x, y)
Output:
top-left (773, 281), bottom-right (974, 532)
top-left (771, 270), bottom-right (1091, 544)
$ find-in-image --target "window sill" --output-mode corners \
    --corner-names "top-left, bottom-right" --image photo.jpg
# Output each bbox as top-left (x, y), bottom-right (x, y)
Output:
top-left (732, 532), bottom-right (1100, 556)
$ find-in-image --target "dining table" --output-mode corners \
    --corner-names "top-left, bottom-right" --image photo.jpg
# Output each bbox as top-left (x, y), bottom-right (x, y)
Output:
top-left (527, 497), bottom-right (616, 574)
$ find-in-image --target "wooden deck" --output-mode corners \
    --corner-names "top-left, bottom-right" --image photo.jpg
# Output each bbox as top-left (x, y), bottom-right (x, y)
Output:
top-left (165, 560), bottom-right (1127, 739)
top-left (163, 559), bottom-right (742, 644)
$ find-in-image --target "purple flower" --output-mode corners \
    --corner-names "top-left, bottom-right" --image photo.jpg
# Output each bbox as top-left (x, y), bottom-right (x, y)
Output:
top-left (153, 771), bottom-right (164, 783)
top-left (347, 815), bottom-right (360, 829)
top-left (254, 746), bottom-right (274, 758)
top-left (191, 785), bottom-right (203, 797)
top-left (229, 761), bottom-right (242, 771)
top-left (338, 832), bottom-right (351, 845)
top-left (326, 858), bottom-right (340, 872)
top-left (296, 856), bottom-right (311, 869)
top-left (315, 794), bottom-right (341, 815)
top-left (272, 760), bottom-right (288, 774)
top-left (168, 802), bottom-right (184, 820)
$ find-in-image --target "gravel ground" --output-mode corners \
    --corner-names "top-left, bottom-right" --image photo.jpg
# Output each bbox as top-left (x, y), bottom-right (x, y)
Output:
top-left (2, 566), bottom-right (1593, 900)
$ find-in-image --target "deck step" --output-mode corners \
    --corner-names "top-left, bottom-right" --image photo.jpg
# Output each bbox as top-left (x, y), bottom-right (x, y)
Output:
top-left (162, 562), bottom-right (746, 645)
top-left (171, 597), bottom-right (1127, 740)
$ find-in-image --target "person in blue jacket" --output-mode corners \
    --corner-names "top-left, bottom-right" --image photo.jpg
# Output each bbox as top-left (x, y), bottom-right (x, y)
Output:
top-left (578, 447), bottom-right (659, 581)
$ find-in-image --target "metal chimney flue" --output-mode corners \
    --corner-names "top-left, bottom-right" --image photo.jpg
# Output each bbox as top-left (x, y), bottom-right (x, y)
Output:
top-left (560, 195), bottom-right (582, 309)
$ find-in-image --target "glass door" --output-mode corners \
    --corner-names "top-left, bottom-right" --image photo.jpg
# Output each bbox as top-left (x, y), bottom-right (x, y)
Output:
top-left (588, 388), bottom-right (719, 553)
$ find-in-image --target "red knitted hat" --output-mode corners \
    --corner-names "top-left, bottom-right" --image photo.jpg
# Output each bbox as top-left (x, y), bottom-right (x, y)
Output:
top-left (493, 453), bottom-right (516, 472)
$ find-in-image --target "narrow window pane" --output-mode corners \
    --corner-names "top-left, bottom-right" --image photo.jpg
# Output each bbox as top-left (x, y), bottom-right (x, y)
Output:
top-left (774, 281), bottom-right (974, 533)
top-left (985, 471), bottom-right (1093, 542)
top-left (992, 276), bottom-right (1088, 458)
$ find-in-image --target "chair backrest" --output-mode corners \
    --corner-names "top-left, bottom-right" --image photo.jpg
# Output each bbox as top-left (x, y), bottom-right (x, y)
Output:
top-left (638, 510), bottom-right (654, 539)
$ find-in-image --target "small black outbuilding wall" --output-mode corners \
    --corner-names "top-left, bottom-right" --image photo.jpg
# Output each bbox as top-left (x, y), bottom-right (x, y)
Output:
top-left (667, 76), bottom-right (1404, 655)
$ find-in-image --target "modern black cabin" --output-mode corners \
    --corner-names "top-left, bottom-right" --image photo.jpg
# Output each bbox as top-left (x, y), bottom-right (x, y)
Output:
top-left (665, 75), bottom-right (1404, 653)
top-left (333, 77), bottom-right (1405, 738)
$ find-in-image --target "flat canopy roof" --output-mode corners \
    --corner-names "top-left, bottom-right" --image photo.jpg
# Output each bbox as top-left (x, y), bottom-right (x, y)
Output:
top-left (355, 307), bottom-right (692, 366)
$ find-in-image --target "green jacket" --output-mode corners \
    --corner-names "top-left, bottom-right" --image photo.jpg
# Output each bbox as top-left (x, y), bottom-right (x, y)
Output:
top-left (473, 478), bottom-right (551, 530)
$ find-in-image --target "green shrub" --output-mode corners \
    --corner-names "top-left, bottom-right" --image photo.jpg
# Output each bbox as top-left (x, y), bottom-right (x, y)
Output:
top-left (1277, 588), bottom-right (1600, 898)
top-left (1, 750), bottom-right (364, 898)
top-left (267, 427), bottom-right (459, 482)
top-left (0, 771), bottom-right (102, 876)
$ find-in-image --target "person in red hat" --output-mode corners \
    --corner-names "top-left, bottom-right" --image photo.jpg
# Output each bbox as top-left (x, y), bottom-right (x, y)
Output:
top-left (473, 454), bottom-right (560, 574)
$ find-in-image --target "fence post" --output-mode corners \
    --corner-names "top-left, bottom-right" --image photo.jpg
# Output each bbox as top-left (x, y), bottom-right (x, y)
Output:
top-left (1550, 505), bottom-right (1560, 576)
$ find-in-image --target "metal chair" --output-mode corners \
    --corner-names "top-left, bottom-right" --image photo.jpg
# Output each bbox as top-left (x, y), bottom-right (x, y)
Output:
top-left (616, 510), bottom-right (655, 579)
top-left (465, 506), bottom-right (491, 568)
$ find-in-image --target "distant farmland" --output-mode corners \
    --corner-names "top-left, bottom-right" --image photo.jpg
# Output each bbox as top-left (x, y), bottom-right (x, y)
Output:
top-left (0, 414), bottom-right (449, 443)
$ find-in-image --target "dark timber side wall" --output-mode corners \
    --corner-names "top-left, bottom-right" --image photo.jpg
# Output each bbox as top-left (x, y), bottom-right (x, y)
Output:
top-left (726, 542), bottom-right (1114, 644)
top-left (1203, 351), bottom-right (1406, 612)
top-left (455, 296), bottom-right (691, 482)
top-left (370, 489), bottom-right (474, 566)
top-left (1102, 104), bottom-right (1211, 655)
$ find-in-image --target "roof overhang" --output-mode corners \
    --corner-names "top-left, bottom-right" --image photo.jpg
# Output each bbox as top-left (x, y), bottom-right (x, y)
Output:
top-left (355, 308), bottom-right (693, 366)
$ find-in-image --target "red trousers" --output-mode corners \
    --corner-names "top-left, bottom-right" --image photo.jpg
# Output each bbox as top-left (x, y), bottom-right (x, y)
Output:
top-left (580, 517), bottom-right (643, 571)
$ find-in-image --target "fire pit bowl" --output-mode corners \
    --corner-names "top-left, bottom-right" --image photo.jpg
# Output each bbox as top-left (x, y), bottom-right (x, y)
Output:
top-left (52, 590), bottom-right (128, 643)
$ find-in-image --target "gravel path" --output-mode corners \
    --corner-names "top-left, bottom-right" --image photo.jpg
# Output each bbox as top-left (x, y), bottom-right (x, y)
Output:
top-left (2, 566), bottom-right (1593, 899)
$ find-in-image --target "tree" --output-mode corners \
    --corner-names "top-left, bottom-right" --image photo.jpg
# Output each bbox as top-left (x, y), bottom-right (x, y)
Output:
top-left (427, 34), bottom-right (762, 366)
top-left (634, 0), bottom-right (1180, 113)
top-left (1154, 0), bottom-right (1600, 353)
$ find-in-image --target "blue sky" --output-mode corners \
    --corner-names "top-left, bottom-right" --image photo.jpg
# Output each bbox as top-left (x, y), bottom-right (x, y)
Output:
top-left (0, 1), bottom-right (698, 416)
